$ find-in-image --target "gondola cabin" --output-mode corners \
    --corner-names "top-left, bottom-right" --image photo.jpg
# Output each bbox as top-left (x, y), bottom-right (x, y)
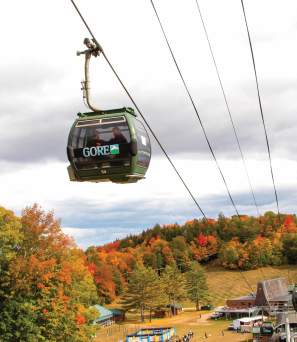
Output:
top-left (67, 107), bottom-right (151, 183)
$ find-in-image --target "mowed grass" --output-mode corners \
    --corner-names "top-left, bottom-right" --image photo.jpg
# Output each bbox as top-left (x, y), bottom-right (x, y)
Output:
top-left (205, 264), bottom-right (297, 306)
top-left (94, 311), bottom-right (251, 342)
top-left (94, 265), bottom-right (297, 341)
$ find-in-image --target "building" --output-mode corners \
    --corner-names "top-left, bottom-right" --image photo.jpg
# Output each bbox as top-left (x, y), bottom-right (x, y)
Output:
top-left (93, 305), bottom-right (125, 326)
top-left (110, 308), bottom-right (125, 322)
top-left (215, 306), bottom-right (261, 319)
top-left (227, 293), bottom-right (256, 309)
top-left (167, 303), bottom-right (183, 316)
top-left (154, 304), bottom-right (183, 318)
top-left (227, 278), bottom-right (291, 312)
top-left (255, 278), bottom-right (291, 309)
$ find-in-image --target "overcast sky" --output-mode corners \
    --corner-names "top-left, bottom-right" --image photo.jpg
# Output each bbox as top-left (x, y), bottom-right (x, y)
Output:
top-left (1, 0), bottom-right (297, 248)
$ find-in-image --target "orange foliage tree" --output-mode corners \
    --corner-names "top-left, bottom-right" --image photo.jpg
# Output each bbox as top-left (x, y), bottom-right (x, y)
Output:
top-left (0, 204), bottom-right (98, 342)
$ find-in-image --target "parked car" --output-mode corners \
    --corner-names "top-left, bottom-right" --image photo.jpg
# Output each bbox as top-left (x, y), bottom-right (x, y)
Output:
top-left (228, 323), bottom-right (235, 330)
top-left (201, 304), bottom-right (213, 310)
top-left (210, 312), bottom-right (223, 319)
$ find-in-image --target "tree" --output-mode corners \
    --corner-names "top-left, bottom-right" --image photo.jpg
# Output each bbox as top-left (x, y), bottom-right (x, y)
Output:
top-left (219, 239), bottom-right (242, 269)
top-left (0, 205), bottom-right (98, 342)
top-left (283, 234), bottom-right (297, 264)
top-left (0, 207), bottom-right (23, 300)
top-left (169, 236), bottom-right (190, 271)
top-left (121, 266), bottom-right (165, 322)
top-left (185, 262), bottom-right (208, 310)
top-left (161, 265), bottom-right (186, 315)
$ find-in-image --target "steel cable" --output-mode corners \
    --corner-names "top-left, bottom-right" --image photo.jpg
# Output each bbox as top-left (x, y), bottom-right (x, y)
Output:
top-left (240, 0), bottom-right (280, 216)
top-left (69, 0), bottom-right (207, 219)
top-left (194, 0), bottom-right (260, 216)
top-left (149, 0), bottom-right (240, 217)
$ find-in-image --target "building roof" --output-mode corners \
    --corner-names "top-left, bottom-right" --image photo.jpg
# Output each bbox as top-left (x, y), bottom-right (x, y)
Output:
top-left (110, 308), bottom-right (124, 316)
top-left (93, 305), bottom-right (113, 323)
top-left (255, 278), bottom-right (289, 306)
top-left (235, 315), bottom-right (267, 323)
top-left (217, 306), bottom-right (260, 315)
top-left (228, 294), bottom-right (256, 301)
top-left (167, 303), bottom-right (182, 309)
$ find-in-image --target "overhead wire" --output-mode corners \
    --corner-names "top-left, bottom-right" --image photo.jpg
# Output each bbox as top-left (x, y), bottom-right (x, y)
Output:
top-left (194, 0), bottom-right (260, 216)
top-left (239, 269), bottom-right (255, 295)
top-left (69, 0), bottom-right (207, 219)
top-left (240, 0), bottom-right (280, 216)
top-left (149, 0), bottom-right (240, 217)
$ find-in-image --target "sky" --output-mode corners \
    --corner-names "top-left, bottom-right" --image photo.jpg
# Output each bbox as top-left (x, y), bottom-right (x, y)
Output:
top-left (1, 0), bottom-right (297, 248)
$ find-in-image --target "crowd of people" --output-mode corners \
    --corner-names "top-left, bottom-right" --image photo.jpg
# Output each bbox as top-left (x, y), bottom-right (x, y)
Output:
top-left (171, 330), bottom-right (194, 342)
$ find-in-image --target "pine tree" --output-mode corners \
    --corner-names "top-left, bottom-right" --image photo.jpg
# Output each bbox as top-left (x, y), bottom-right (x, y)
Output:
top-left (161, 265), bottom-right (186, 315)
top-left (121, 266), bottom-right (165, 322)
top-left (185, 262), bottom-right (208, 311)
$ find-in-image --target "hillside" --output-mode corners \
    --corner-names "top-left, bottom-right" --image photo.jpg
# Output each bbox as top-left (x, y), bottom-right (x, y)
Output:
top-left (86, 211), bottom-right (297, 304)
top-left (2, 204), bottom-right (297, 341)
top-left (205, 265), bottom-right (297, 306)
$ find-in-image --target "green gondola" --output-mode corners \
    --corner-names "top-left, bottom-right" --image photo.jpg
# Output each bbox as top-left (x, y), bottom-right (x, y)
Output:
top-left (67, 39), bottom-right (151, 183)
top-left (67, 107), bottom-right (151, 183)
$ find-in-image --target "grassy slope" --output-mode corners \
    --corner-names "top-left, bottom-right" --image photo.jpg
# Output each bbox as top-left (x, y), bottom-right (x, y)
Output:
top-left (95, 311), bottom-right (248, 342)
top-left (96, 265), bottom-right (297, 341)
top-left (109, 265), bottom-right (297, 308)
top-left (205, 264), bottom-right (297, 306)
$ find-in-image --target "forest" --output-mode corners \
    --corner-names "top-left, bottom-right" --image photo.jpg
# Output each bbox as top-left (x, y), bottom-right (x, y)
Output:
top-left (86, 211), bottom-right (297, 303)
top-left (1, 204), bottom-right (297, 340)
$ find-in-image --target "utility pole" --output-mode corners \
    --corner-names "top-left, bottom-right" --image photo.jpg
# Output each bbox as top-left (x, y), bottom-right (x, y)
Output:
top-left (285, 314), bottom-right (291, 342)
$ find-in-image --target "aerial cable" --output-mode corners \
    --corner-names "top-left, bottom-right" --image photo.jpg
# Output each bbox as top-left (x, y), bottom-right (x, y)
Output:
top-left (239, 269), bottom-right (255, 295)
top-left (69, 0), bottom-right (207, 219)
top-left (194, 0), bottom-right (260, 216)
top-left (149, 0), bottom-right (240, 217)
top-left (240, 0), bottom-right (280, 216)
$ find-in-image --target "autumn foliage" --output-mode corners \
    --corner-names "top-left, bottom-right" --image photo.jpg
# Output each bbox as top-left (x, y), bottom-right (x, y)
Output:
top-left (1, 202), bottom-right (297, 339)
top-left (85, 211), bottom-right (297, 302)
top-left (0, 205), bottom-right (98, 342)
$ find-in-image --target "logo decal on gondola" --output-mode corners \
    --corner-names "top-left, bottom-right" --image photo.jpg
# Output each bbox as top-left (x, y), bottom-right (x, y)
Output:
top-left (110, 144), bottom-right (120, 155)
top-left (82, 144), bottom-right (120, 157)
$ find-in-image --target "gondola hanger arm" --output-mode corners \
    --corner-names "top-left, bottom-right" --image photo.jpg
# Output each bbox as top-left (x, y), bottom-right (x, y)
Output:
top-left (77, 38), bottom-right (104, 113)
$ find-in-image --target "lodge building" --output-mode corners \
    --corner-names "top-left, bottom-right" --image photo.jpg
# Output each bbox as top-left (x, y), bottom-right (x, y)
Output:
top-left (227, 278), bottom-right (291, 310)
top-left (217, 277), bottom-right (292, 319)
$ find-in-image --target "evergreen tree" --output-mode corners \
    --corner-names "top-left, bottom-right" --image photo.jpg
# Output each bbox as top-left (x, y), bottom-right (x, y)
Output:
top-left (121, 266), bottom-right (165, 322)
top-left (185, 262), bottom-right (208, 311)
top-left (161, 265), bottom-right (186, 315)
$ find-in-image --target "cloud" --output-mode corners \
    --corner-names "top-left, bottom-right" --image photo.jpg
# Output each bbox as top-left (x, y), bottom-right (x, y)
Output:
top-left (62, 226), bottom-right (145, 249)
top-left (0, 0), bottom-right (297, 166)
top-left (1, 156), bottom-right (297, 248)
top-left (1, 0), bottom-right (297, 248)
top-left (60, 185), bottom-right (297, 249)
top-left (1, 76), bottom-right (297, 166)
top-left (0, 62), bottom-right (65, 96)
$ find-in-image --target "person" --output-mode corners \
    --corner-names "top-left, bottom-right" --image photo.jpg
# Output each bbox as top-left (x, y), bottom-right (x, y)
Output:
top-left (109, 127), bottom-right (127, 144)
top-left (94, 130), bottom-right (106, 146)
top-left (87, 128), bottom-right (106, 147)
